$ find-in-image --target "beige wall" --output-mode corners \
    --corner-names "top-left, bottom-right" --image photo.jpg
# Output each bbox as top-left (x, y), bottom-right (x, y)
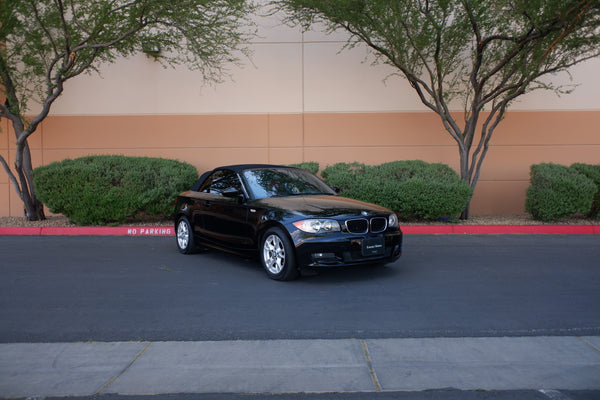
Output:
top-left (2, 9), bottom-right (599, 217)
top-left (1, 110), bottom-right (598, 217)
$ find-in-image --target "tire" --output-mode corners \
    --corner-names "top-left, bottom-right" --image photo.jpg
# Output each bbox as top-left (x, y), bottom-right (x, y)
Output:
top-left (260, 227), bottom-right (299, 281)
top-left (176, 216), bottom-right (196, 254)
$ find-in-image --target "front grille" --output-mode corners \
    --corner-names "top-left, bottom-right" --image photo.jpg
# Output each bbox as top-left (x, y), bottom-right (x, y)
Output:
top-left (345, 217), bottom-right (388, 234)
top-left (370, 217), bottom-right (387, 233)
top-left (345, 218), bottom-right (368, 234)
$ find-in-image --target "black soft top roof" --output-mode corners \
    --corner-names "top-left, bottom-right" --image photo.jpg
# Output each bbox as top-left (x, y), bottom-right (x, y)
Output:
top-left (214, 164), bottom-right (291, 173)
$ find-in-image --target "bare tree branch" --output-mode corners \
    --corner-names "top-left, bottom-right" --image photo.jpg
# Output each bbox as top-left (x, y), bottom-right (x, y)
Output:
top-left (1, 0), bottom-right (256, 220)
top-left (274, 0), bottom-right (600, 218)
top-left (0, 154), bottom-right (23, 201)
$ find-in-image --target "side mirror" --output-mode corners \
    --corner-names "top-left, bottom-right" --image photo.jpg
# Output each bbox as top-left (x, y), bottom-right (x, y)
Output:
top-left (222, 187), bottom-right (245, 203)
top-left (331, 186), bottom-right (340, 194)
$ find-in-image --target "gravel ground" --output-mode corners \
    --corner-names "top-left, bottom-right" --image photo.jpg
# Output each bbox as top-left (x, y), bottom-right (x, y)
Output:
top-left (0, 215), bottom-right (172, 227)
top-left (1, 214), bottom-right (598, 227)
top-left (403, 214), bottom-right (599, 225)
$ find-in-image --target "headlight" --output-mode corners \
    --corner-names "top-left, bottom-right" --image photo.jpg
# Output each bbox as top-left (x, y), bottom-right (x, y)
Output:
top-left (293, 219), bottom-right (341, 234)
top-left (388, 213), bottom-right (399, 228)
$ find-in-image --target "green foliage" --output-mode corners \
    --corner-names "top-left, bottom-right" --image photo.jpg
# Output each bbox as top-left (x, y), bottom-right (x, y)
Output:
top-left (1, 0), bottom-right (257, 119)
top-left (288, 161), bottom-right (320, 174)
top-left (275, 0), bottom-right (600, 218)
top-left (571, 163), bottom-right (600, 217)
top-left (276, 0), bottom-right (600, 111)
top-left (525, 163), bottom-right (596, 222)
top-left (33, 155), bottom-right (198, 225)
top-left (0, 0), bottom-right (256, 221)
top-left (321, 160), bottom-right (473, 221)
top-left (319, 162), bottom-right (366, 191)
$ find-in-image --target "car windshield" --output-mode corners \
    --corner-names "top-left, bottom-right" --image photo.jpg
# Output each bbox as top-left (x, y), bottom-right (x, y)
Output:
top-left (242, 168), bottom-right (335, 200)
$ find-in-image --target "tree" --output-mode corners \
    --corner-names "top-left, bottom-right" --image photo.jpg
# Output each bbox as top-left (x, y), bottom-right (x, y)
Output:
top-left (0, 0), bottom-right (256, 220)
top-left (273, 0), bottom-right (600, 218)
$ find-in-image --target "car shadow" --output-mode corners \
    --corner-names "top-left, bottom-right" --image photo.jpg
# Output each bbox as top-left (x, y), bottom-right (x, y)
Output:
top-left (299, 262), bottom-right (402, 284)
top-left (185, 246), bottom-right (403, 284)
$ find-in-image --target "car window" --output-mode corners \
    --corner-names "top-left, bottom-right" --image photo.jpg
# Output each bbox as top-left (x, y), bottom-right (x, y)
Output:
top-left (199, 170), bottom-right (243, 196)
top-left (242, 168), bottom-right (335, 200)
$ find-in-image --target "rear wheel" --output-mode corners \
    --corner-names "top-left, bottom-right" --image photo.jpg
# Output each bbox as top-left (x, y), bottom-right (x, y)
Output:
top-left (260, 227), bottom-right (299, 281)
top-left (176, 216), bottom-right (196, 254)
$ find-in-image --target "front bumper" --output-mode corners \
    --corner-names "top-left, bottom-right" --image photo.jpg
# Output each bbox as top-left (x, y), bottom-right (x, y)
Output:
top-left (291, 229), bottom-right (403, 268)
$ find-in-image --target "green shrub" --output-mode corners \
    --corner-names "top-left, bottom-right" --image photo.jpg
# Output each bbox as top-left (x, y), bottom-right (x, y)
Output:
top-left (321, 160), bottom-right (472, 221)
top-left (571, 163), bottom-right (600, 218)
top-left (320, 162), bottom-right (367, 193)
top-left (33, 155), bottom-right (198, 225)
top-left (288, 161), bottom-right (320, 175)
top-left (525, 163), bottom-right (596, 222)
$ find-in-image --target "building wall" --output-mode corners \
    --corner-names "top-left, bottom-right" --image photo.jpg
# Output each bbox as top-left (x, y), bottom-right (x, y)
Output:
top-left (1, 11), bottom-right (599, 217)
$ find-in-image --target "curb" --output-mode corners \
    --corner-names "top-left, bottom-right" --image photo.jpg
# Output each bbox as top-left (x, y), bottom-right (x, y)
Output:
top-left (0, 225), bottom-right (598, 236)
top-left (0, 226), bottom-right (174, 236)
top-left (402, 224), bottom-right (600, 235)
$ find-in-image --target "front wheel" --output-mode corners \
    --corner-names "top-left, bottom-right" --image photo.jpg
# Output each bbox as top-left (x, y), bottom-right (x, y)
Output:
top-left (260, 228), bottom-right (299, 281)
top-left (176, 216), bottom-right (196, 254)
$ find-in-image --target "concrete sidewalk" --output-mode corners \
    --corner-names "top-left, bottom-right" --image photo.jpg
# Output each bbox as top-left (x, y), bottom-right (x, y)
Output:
top-left (1, 336), bottom-right (599, 398)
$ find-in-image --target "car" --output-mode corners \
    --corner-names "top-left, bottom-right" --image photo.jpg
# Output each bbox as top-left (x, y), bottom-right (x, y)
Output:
top-left (173, 164), bottom-right (403, 280)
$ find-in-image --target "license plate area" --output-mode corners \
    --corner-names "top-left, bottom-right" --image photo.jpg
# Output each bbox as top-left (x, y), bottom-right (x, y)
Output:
top-left (362, 236), bottom-right (385, 256)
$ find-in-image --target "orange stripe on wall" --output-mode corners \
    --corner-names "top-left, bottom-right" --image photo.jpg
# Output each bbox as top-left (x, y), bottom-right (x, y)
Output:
top-left (1, 110), bottom-right (598, 217)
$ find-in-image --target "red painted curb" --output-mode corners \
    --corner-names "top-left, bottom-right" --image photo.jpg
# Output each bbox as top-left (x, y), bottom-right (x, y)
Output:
top-left (401, 226), bottom-right (455, 235)
top-left (452, 225), bottom-right (597, 235)
top-left (0, 226), bottom-right (174, 236)
top-left (0, 227), bottom-right (43, 235)
top-left (1, 225), bottom-right (598, 236)
top-left (399, 225), bottom-right (599, 235)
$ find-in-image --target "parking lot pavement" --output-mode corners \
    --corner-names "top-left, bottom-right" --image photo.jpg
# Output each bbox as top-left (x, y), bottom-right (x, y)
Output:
top-left (1, 336), bottom-right (599, 398)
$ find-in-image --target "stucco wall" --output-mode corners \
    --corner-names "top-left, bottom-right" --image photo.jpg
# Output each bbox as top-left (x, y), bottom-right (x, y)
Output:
top-left (2, 110), bottom-right (599, 217)
top-left (1, 10), bottom-right (599, 217)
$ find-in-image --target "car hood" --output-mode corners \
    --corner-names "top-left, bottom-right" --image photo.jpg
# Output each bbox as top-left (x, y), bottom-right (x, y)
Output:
top-left (251, 195), bottom-right (392, 219)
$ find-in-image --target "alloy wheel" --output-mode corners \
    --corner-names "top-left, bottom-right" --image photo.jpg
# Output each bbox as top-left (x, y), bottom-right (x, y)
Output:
top-left (177, 219), bottom-right (190, 250)
top-left (263, 234), bottom-right (286, 274)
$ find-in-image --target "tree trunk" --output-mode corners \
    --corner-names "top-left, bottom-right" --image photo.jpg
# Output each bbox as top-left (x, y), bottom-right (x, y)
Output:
top-left (22, 189), bottom-right (45, 220)
top-left (460, 200), bottom-right (471, 220)
top-left (459, 147), bottom-right (472, 220)
top-left (15, 139), bottom-right (45, 221)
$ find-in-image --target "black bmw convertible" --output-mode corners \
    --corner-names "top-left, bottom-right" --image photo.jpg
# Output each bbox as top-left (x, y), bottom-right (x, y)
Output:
top-left (174, 164), bottom-right (403, 280)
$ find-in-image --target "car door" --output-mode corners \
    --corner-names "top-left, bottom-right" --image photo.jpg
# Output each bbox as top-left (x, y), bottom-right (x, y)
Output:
top-left (195, 169), bottom-right (254, 250)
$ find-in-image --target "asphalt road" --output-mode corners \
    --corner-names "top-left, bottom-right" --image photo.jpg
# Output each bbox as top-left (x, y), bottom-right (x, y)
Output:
top-left (17, 390), bottom-right (600, 400)
top-left (1, 234), bottom-right (599, 343)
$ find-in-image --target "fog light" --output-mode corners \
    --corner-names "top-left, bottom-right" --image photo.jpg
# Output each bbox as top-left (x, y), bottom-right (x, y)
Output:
top-left (312, 252), bottom-right (338, 264)
top-left (314, 252), bottom-right (334, 258)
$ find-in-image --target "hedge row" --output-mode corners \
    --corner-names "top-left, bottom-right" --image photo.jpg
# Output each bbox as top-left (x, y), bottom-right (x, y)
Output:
top-left (294, 160), bottom-right (472, 221)
top-left (33, 155), bottom-right (198, 225)
top-left (525, 162), bottom-right (600, 222)
top-left (40, 157), bottom-right (597, 225)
